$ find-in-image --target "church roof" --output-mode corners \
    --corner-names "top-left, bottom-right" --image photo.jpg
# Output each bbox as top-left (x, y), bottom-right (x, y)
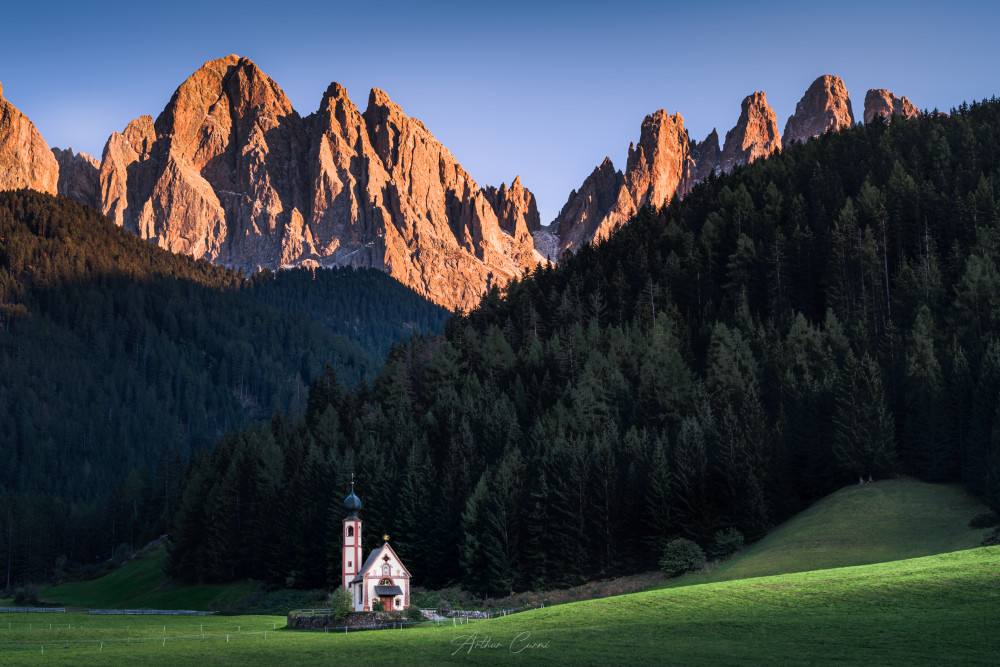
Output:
top-left (343, 489), bottom-right (362, 519)
top-left (374, 585), bottom-right (403, 596)
top-left (348, 542), bottom-right (413, 584)
top-left (350, 547), bottom-right (381, 584)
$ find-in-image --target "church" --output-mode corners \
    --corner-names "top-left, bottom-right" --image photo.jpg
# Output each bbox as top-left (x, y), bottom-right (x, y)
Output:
top-left (341, 481), bottom-right (412, 612)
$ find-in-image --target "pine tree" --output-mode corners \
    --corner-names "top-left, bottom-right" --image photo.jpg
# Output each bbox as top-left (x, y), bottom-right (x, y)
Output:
top-left (832, 352), bottom-right (896, 482)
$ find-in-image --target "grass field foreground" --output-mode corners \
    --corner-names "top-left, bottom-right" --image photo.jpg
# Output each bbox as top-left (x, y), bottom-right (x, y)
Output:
top-left (2, 546), bottom-right (998, 665)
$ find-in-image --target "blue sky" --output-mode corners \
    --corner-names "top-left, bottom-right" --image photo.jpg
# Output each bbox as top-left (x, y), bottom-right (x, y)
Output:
top-left (3, 0), bottom-right (997, 223)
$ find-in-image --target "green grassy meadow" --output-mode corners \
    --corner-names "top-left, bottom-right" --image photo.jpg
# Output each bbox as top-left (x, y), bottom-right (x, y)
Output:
top-left (662, 478), bottom-right (988, 589)
top-left (2, 547), bottom-right (998, 665)
top-left (5, 479), bottom-right (995, 664)
top-left (38, 548), bottom-right (255, 611)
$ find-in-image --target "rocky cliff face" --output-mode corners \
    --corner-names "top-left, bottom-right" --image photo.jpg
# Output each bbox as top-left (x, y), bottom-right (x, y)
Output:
top-left (5, 62), bottom-right (913, 301)
top-left (721, 92), bottom-right (782, 173)
top-left (483, 175), bottom-right (540, 241)
top-left (52, 147), bottom-right (99, 208)
top-left (550, 110), bottom-right (699, 256)
top-left (551, 157), bottom-right (624, 255)
top-left (0, 81), bottom-right (59, 195)
top-left (94, 56), bottom-right (538, 311)
top-left (691, 129), bottom-right (721, 184)
top-left (864, 89), bottom-right (919, 124)
top-left (100, 55), bottom-right (307, 268)
top-left (552, 97), bottom-right (784, 258)
top-left (783, 75), bottom-right (854, 145)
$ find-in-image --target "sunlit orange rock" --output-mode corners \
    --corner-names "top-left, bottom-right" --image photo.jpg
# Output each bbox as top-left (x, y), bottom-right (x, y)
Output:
top-left (95, 56), bottom-right (538, 311)
top-left (0, 80), bottom-right (59, 195)
top-left (783, 75), bottom-right (855, 145)
top-left (864, 89), bottom-right (919, 124)
top-left (722, 91), bottom-right (782, 172)
top-left (552, 110), bottom-right (700, 255)
top-left (483, 175), bottom-right (541, 241)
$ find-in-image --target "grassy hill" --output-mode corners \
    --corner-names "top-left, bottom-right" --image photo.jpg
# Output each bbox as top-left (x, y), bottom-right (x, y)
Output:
top-left (663, 477), bottom-right (989, 589)
top-left (6, 547), bottom-right (1000, 664)
top-left (38, 548), bottom-right (255, 611)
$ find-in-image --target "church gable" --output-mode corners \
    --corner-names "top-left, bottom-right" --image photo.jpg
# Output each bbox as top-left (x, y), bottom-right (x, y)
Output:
top-left (363, 543), bottom-right (411, 580)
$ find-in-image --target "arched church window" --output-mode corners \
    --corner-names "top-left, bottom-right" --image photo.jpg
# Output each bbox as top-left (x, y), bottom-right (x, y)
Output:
top-left (379, 578), bottom-right (393, 586)
top-left (382, 563), bottom-right (390, 575)
top-left (347, 526), bottom-right (354, 537)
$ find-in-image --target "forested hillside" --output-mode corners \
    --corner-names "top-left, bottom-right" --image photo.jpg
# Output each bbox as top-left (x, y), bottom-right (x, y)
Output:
top-left (0, 190), bottom-right (446, 585)
top-left (244, 267), bottom-right (448, 366)
top-left (168, 99), bottom-right (1000, 596)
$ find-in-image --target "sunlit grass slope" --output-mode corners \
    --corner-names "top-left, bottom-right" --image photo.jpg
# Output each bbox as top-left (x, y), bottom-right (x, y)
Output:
top-left (38, 548), bottom-right (254, 610)
top-left (663, 477), bottom-right (988, 589)
top-left (4, 547), bottom-right (999, 665)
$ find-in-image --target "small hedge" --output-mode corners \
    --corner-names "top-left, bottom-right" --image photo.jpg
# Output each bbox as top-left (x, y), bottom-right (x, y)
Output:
top-left (709, 528), bottom-right (745, 559)
top-left (659, 538), bottom-right (706, 576)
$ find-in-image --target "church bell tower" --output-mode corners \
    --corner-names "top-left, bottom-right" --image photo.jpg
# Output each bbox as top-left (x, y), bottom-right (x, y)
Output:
top-left (342, 475), bottom-right (363, 591)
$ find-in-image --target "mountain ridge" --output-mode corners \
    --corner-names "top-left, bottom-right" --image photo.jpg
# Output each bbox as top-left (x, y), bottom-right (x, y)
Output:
top-left (0, 62), bottom-right (927, 308)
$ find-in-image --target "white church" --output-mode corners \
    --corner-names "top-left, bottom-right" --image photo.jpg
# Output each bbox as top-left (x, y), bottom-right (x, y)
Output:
top-left (341, 481), bottom-right (412, 612)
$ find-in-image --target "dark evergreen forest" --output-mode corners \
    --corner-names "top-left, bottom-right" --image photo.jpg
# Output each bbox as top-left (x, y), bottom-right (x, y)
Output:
top-left (0, 191), bottom-right (447, 586)
top-left (167, 99), bottom-right (1000, 597)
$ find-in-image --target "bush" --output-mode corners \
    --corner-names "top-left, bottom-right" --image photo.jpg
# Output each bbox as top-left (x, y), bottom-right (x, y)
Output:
top-left (982, 527), bottom-right (1000, 547)
top-left (709, 528), bottom-right (745, 559)
top-left (111, 543), bottom-right (132, 567)
top-left (406, 605), bottom-right (425, 622)
top-left (969, 512), bottom-right (1000, 529)
top-left (372, 598), bottom-right (384, 612)
top-left (327, 586), bottom-right (353, 621)
top-left (659, 538), bottom-right (706, 576)
top-left (13, 584), bottom-right (39, 606)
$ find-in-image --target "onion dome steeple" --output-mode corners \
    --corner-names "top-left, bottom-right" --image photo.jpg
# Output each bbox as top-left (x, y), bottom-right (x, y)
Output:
top-left (344, 473), bottom-right (362, 519)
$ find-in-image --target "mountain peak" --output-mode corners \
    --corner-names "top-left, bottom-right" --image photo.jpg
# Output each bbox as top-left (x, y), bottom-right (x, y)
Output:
top-left (0, 86), bottom-right (59, 195)
top-left (783, 74), bottom-right (854, 145)
top-left (483, 175), bottom-right (540, 240)
top-left (721, 91), bottom-right (781, 173)
top-left (322, 81), bottom-right (350, 105)
top-left (368, 87), bottom-right (396, 110)
top-left (864, 89), bottom-right (919, 125)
